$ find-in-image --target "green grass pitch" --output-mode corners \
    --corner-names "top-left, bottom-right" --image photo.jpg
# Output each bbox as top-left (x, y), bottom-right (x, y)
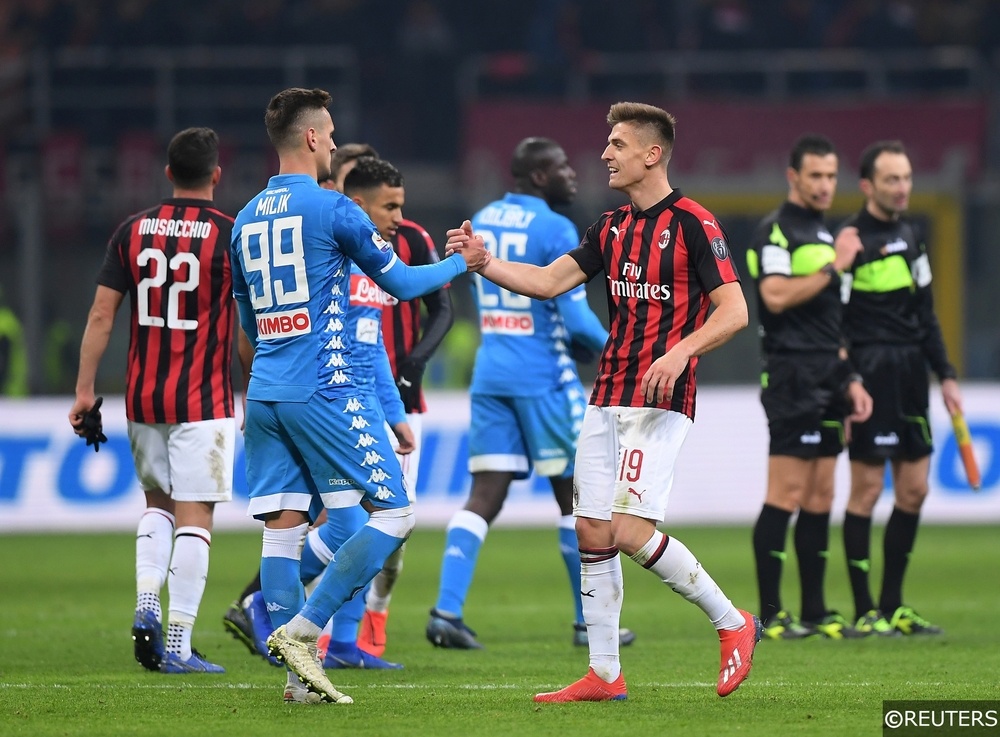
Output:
top-left (1, 525), bottom-right (996, 736)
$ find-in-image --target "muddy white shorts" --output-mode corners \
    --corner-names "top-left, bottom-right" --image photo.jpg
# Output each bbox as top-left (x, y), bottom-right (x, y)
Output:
top-left (127, 417), bottom-right (236, 502)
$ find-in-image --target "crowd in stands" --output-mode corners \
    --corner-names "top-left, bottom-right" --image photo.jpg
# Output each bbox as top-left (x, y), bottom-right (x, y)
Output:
top-left (2, 0), bottom-right (998, 59)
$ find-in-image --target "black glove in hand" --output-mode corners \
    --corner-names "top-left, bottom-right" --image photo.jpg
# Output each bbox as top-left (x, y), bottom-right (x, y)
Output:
top-left (75, 396), bottom-right (108, 453)
top-left (395, 360), bottom-right (425, 413)
top-left (568, 339), bottom-right (597, 364)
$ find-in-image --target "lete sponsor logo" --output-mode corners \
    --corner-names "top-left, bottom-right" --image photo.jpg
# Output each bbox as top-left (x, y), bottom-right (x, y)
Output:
top-left (350, 273), bottom-right (397, 307)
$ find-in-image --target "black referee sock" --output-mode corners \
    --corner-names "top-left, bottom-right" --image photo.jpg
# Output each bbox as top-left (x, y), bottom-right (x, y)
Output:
top-left (795, 510), bottom-right (830, 623)
top-left (879, 507), bottom-right (920, 615)
top-left (753, 504), bottom-right (792, 623)
top-left (843, 511), bottom-right (876, 620)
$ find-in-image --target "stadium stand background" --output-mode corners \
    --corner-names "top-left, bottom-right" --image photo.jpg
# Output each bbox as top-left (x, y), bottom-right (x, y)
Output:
top-left (2, 0), bottom-right (999, 393)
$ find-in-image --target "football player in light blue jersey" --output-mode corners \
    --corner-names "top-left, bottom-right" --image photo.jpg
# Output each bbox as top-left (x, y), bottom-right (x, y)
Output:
top-left (426, 138), bottom-right (634, 650)
top-left (231, 87), bottom-right (487, 705)
top-left (222, 152), bottom-right (414, 674)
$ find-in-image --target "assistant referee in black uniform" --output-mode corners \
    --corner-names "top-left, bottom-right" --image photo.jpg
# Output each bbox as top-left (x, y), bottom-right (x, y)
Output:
top-left (835, 140), bottom-right (964, 636)
top-left (748, 134), bottom-right (873, 640)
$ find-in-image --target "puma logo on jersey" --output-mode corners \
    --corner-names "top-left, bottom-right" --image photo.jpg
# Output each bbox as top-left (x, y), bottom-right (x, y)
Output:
top-left (703, 218), bottom-right (717, 229)
top-left (627, 487), bottom-right (645, 502)
top-left (610, 226), bottom-right (620, 238)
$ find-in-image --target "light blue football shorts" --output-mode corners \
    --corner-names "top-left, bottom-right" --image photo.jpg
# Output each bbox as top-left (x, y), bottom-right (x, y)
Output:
top-left (468, 381), bottom-right (587, 480)
top-left (243, 388), bottom-right (409, 522)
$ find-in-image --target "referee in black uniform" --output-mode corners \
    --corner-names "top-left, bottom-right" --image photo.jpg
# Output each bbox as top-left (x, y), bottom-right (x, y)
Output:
top-left (835, 140), bottom-right (964, 636)
top-left (748, 134), bottom-right (873, 640)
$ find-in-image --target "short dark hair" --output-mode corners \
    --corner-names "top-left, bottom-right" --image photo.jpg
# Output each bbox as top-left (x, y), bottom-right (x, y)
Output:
top-left (325, 143), bottom-right (380, 185)
top-left (264, 87), bottom-right (332, 150)
top-left (510, 137), bottom-right (560, 180)
top-left (859, 140), bottom-right (907, 180)
top-left (607, 101), bottom-right (676, 156)
top-left (167, 127), bottom-right (219, 188)
top-left (343, 157), bottom-right (404, 195)
top-left (789, 134), bottom-right (836, 171)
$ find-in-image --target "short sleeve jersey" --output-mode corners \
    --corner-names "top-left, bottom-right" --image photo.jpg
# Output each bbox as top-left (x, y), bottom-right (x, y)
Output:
top-left (231, 174), bottom-right (397, 402)
top-left (97, 197), bottom-right (235, 424)
top-left (746, 201), bottom-right (841, 354)
top-left (568, 189), bottom-right (740, 418)
top-left (470, 193), bottom-right (587, 396)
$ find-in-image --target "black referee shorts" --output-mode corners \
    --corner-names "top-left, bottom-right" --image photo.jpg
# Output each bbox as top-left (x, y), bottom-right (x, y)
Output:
top-left (760, 352), bottom-right (850, 458)
top-left (848, 343), bottom-right (932, 462)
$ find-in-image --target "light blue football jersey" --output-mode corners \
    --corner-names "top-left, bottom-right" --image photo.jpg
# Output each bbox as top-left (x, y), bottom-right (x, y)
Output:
top-left (347, 262), bottom-right (405, 426)
top-left (232, 174), bottom-right (398, 402)
top-left (470, 193), bottom-right (592, 397)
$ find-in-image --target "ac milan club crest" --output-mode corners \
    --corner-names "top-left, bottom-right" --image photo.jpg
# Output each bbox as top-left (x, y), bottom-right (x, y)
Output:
top-left (657, 228), bottom-right (671, 249)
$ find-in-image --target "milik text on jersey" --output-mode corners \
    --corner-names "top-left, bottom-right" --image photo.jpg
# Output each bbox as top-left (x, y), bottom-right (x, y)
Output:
top-left (255, 191), bottom-right (291, 216)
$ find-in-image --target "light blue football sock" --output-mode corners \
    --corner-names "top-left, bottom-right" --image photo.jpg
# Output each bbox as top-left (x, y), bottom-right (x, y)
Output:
top-left (435, 516), bottom-right (487, 618)
top-left (330, 583), bottom-right (367, 643)
top-left (260, 556), bottom-right (304, 631)
top-left (299, 524), bottom-right (402, 629)
top-left (299, 538), bottom-right (328, 584)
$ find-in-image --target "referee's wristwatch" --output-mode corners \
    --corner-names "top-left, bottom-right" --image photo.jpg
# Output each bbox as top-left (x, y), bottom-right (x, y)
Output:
top-left (820, 263), bottom-right (838, 279)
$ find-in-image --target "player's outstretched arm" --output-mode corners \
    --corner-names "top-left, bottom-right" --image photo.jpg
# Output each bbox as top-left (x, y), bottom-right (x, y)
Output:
top-left (374, 248), bottom-right (481, 303)
top-left (446, 220), bottom-right (586, 300)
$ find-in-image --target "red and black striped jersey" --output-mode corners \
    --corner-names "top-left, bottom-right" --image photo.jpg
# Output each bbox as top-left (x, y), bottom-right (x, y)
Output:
top-left (568, 190), bottom-right (740, 418)
top-left (96, 197), bottom-right (236, 424)
top-left (381, 218), bottom-right (448, 413)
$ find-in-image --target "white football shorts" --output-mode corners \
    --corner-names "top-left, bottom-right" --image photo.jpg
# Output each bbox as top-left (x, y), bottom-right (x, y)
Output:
top-left (127, 417), bottom-right (236, 502)
top-left (573, 405), bottom-right (692, 522)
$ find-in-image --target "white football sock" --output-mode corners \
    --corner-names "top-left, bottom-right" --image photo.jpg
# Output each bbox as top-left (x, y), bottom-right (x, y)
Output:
top-left (304, 527), bottom-right (334, 567)
top-left (135, 509), bottom-right (174, 620)
top-left (632, 531), bottom-right (743, 630)
top-left (580, 546), bottom-right (623, 682)
top-left (166, 526), bottom-right (211, 658)
top-left (366, 544), bottom-right (405, 613)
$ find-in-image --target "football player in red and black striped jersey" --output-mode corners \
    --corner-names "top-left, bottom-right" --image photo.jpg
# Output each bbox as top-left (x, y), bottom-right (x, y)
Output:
top-left (70, 128), bottom-right (246, 675)
top-left (447, 102), bottom-right (762, 702)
